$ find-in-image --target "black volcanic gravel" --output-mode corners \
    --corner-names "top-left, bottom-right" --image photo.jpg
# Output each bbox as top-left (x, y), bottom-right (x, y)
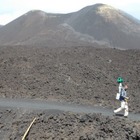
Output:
top-left (0, 108), bottom-right (140, 140)
top-left (0, 45), bottom-right (139, 113)
top-left (0, 45), bottom-right (140, 139)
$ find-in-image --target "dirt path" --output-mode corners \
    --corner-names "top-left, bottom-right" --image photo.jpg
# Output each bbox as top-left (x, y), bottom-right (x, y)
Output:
top-left (0, 98), bottom-right (139, 121)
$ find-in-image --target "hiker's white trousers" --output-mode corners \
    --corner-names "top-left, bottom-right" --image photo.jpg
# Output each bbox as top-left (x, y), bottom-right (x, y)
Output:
top-left (114, 101), bottom-right (129, 116)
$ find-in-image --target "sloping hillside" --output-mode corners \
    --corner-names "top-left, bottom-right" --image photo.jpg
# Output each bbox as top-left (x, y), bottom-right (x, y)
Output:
top-left (66, 4), bottom-right (140, 49)
top-left (0, 45), bottom-right (139, 113)
top-left (0, 4), bottom-right (140, 49)
top-left (0, 10), bottom-right (71, 46)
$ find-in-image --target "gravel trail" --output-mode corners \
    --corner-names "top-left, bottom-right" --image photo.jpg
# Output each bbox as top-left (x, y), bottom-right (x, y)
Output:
top-left (0, 98), bottom-right (139, 121)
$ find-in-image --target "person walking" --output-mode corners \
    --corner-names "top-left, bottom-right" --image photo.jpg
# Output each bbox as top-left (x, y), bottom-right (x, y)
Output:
top-left (114, 77), bottom-right (129, 117)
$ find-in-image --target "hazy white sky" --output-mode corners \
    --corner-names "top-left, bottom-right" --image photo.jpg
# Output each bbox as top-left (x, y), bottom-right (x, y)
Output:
top-left (0, 0), bottom-right (140, 25)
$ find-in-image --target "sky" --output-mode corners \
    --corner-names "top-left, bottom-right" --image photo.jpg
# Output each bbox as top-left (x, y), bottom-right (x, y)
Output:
top-left (0, 0), bottom-right (140, 25)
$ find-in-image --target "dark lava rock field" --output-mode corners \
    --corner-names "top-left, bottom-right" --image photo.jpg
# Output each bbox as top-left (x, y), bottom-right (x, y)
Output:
top-left (0, 45), bottom-right (140, 139)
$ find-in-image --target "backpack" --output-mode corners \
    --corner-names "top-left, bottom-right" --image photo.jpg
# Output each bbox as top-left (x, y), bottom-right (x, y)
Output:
top-left (120, 88), bottom-right (126, 101)
top-left (116, 87), bottom-right (126, 101)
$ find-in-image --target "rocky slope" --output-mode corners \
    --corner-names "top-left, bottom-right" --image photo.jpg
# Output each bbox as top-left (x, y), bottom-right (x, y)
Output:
top-left (0, 44), bottom-right (140, 139)
top-left (0, 108), bottom-right (140, 140)
top-left (0, 45), bottom-right (139, 113)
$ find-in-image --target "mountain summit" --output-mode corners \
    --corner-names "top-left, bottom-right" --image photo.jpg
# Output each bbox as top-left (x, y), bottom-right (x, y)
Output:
top-left (0, 4), bottom-right (140, 49)
top-left (66, 4), bottom-right (140, 49)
